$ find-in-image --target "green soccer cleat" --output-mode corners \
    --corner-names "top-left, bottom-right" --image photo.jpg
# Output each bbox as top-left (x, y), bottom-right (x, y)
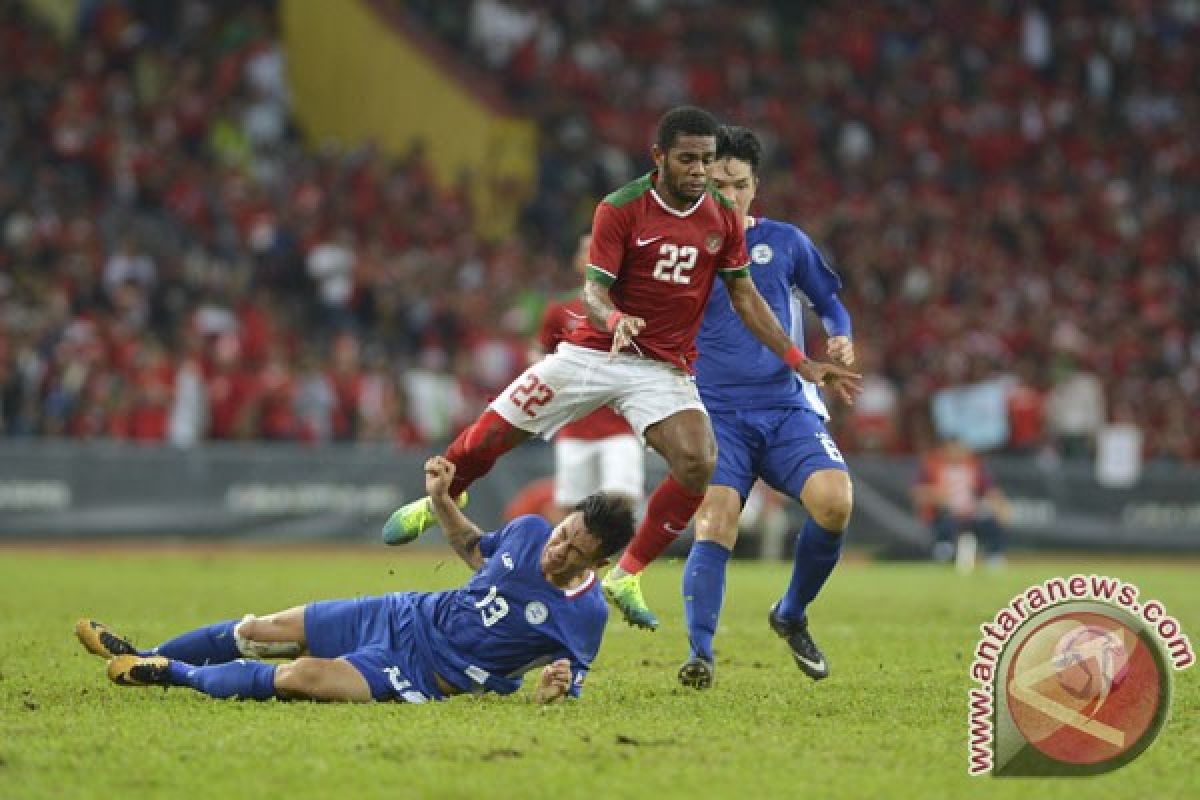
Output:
top-left (601, 570), bottom-right (659, 630)
top-left (381, 491), bottom-right (468, 546)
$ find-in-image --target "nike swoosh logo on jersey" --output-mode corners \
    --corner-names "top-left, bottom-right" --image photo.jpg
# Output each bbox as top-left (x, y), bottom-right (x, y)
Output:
top-left (636, 235), bottom-right (665, 246)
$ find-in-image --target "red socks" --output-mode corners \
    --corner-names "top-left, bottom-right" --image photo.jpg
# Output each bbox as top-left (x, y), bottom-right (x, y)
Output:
top-left (618, 473), bottom-right (705, 573)
top-left (444, 409), bottom-right (526, 498)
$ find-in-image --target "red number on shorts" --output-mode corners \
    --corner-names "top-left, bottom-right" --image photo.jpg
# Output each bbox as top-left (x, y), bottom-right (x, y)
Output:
top-left (509, 374), bottom-right (556, 417)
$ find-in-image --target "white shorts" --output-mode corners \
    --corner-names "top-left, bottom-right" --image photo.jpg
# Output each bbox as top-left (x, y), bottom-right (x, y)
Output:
top-left (490, 343), bottom-right (707, 442)
top-left (554, 434), bottom-right (645, 506)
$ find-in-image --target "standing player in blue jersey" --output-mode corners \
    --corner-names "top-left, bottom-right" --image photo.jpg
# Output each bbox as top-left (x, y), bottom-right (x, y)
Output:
top-left (678, 126), bottom-right (856, 689)
top-left (76, 458), bottom-right (635, 705)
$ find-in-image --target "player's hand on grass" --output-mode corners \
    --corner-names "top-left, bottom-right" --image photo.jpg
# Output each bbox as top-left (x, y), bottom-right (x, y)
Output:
top-left (534, 658), bottom-right (572, 704)
top-left (608, 313), bottom-right (646, 356)
top-left (424, 456), bottom-right (456, 500)
top-left (826, 336), bottom-right (855, 367)
top-left (795, 359), bottom-right (863, 405)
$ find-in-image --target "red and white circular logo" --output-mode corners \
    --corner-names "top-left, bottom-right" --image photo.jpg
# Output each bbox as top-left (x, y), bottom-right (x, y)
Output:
top-left (1005, 609), bottom-right (1165, 767)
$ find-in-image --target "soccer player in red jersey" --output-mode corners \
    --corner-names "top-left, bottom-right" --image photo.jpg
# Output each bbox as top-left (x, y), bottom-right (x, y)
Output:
top-left (383, 107), bottom-right (861, 629)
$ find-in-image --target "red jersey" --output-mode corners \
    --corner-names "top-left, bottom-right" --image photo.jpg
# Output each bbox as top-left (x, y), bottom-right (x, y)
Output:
top-left (539, 294), bottom-right (634, 440)
top-left (569, 172), bottom-right (749, 371)
top-left (915, 452), bottom-right (994, 521)
top-left (503, 477), bottom-right (557, 522)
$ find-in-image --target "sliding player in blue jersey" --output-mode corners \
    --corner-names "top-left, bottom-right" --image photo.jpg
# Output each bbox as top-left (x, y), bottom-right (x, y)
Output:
top-left (678, 126), bottom-right (856, 689)
top-left (77, 458), bottom-right (635, 705)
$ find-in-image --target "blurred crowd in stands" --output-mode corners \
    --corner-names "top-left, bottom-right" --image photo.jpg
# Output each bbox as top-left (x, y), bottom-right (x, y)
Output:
top-left (2, 0), bottom-right (1198, 463)
top-left (0, 0), bottom-right (549, 447)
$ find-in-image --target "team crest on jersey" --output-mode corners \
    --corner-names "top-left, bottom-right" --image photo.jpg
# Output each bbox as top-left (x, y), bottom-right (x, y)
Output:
top-left (751, 243), bottom-right (773, 264)
top-left (525, 601), bottom-right (549, 625)
top-left (704, 232), bottom-right (722, 254)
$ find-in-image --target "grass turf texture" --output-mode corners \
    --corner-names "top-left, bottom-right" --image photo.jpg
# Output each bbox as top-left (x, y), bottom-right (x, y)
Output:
top-left (1, 550), bottom-right (1196, 800)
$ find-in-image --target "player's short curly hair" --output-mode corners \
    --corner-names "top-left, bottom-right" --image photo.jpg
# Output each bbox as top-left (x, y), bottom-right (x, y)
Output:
top-left (574, 492), bottom-right (637, 560)
top-left (656, 106), bottom-right (720, 152)
top-left (716, 125), bottom-right (763, 174)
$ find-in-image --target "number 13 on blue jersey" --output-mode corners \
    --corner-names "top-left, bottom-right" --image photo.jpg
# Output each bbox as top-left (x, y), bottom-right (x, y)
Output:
top-left (475, 585), bottom-right (510, 627)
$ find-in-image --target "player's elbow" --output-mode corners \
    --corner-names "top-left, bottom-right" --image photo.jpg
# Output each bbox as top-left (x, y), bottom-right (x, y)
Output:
top-left (729, 286), bottom-right (773, 334)
top-left (581, 282), bottom-right (609, 321)
top-left (452, 542), bottom-right (484, 571)
top-left (727, 283), bottom-right (756, 316)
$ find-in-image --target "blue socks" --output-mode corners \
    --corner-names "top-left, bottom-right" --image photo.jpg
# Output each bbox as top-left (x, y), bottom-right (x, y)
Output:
top-left (683, 540), bottom-right (731, 663)
top-left (167, 659), bottom-right (278, 700)
top-left (776, 518), bottom-right (844, 623)
top-left (150, 620), bottom-right (241, 665)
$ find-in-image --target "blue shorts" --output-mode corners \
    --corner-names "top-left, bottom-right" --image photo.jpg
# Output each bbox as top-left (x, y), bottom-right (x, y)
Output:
top-left (304, 593), bottom-right (442, 703)
top-left (709, 407), bottom-right (848, 501)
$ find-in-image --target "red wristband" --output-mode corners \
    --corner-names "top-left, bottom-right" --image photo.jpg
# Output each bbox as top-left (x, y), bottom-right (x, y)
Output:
top-left (606, 310), bottom-right (624, 332)
top-left (783, 344), bottom-right (805, 369)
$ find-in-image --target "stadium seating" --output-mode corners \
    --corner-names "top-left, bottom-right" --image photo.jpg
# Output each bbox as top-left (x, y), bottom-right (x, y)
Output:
top-left (1, 1), bottom-right (1197, 462)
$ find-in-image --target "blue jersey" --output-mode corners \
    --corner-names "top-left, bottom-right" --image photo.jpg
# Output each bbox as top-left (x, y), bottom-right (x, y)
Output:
top-left (695, 217), bottom-right (850, 418)
top-left (413, 515), bottom-right (607, 698)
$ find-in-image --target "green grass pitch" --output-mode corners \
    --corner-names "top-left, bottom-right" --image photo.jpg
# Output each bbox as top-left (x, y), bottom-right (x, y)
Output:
top-left (1, 549), bottom-right (1196, 799)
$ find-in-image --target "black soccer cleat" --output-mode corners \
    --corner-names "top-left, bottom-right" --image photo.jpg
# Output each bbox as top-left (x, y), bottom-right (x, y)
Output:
top-left (107, 655), bottom-right (172, 687)
top-left (76, 619), bottom-right (139, 659)
top-left (677, 657), bottom-right (715, 690)
top-left (768, 604), bottom-right (830, 681)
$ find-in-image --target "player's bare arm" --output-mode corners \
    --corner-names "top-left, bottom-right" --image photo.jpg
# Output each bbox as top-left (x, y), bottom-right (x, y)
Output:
top-left (533, 658), bottom-right (572, 704)
top-left (582, 278), bottom-right (646, 356)
top-left (723, 273), bottom-right (863, 404)
top-left (425, 456), bottom-right (484, 569)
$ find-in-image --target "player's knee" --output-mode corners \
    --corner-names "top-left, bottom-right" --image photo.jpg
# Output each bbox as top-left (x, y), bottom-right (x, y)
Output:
top-left (805, 474), bottom-right (854, 532)
top-left (813, 504), bottom-right (851, 533)
top-left (274, 658), bottom-right (325, 696)
top-left (694, 495), bottom-right (740, 548)
top-left (670, 447), bottom-right (716, 490)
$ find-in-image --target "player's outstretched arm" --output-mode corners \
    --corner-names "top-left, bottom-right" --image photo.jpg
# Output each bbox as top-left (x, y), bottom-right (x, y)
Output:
top-left (724, 272), bottom-right (805, 357)
top-left (723, 272), bottom-right (811, 360)
top-left (724, 274), bottom-right (863, 404)
top-left (582, 279), bottom-right (645, 355)
top-left (424, 456), bottom-right (485, 570)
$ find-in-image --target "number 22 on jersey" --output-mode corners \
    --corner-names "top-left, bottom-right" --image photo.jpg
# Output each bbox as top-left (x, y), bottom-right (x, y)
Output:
top-left (652, 243), bottom-right (697, 284)
top-left (508, 373), bottom-right (555, 417)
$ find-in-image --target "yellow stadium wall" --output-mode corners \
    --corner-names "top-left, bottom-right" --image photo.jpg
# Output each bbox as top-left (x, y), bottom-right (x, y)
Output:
top-left (20, 0), bottom-right (76, 39)
top-left (281, 0), bottom-right (536, 240)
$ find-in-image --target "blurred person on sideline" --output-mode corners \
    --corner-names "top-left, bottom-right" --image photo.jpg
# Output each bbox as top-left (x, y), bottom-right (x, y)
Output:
top-left (912, 437), bottom-right (1011, 566)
